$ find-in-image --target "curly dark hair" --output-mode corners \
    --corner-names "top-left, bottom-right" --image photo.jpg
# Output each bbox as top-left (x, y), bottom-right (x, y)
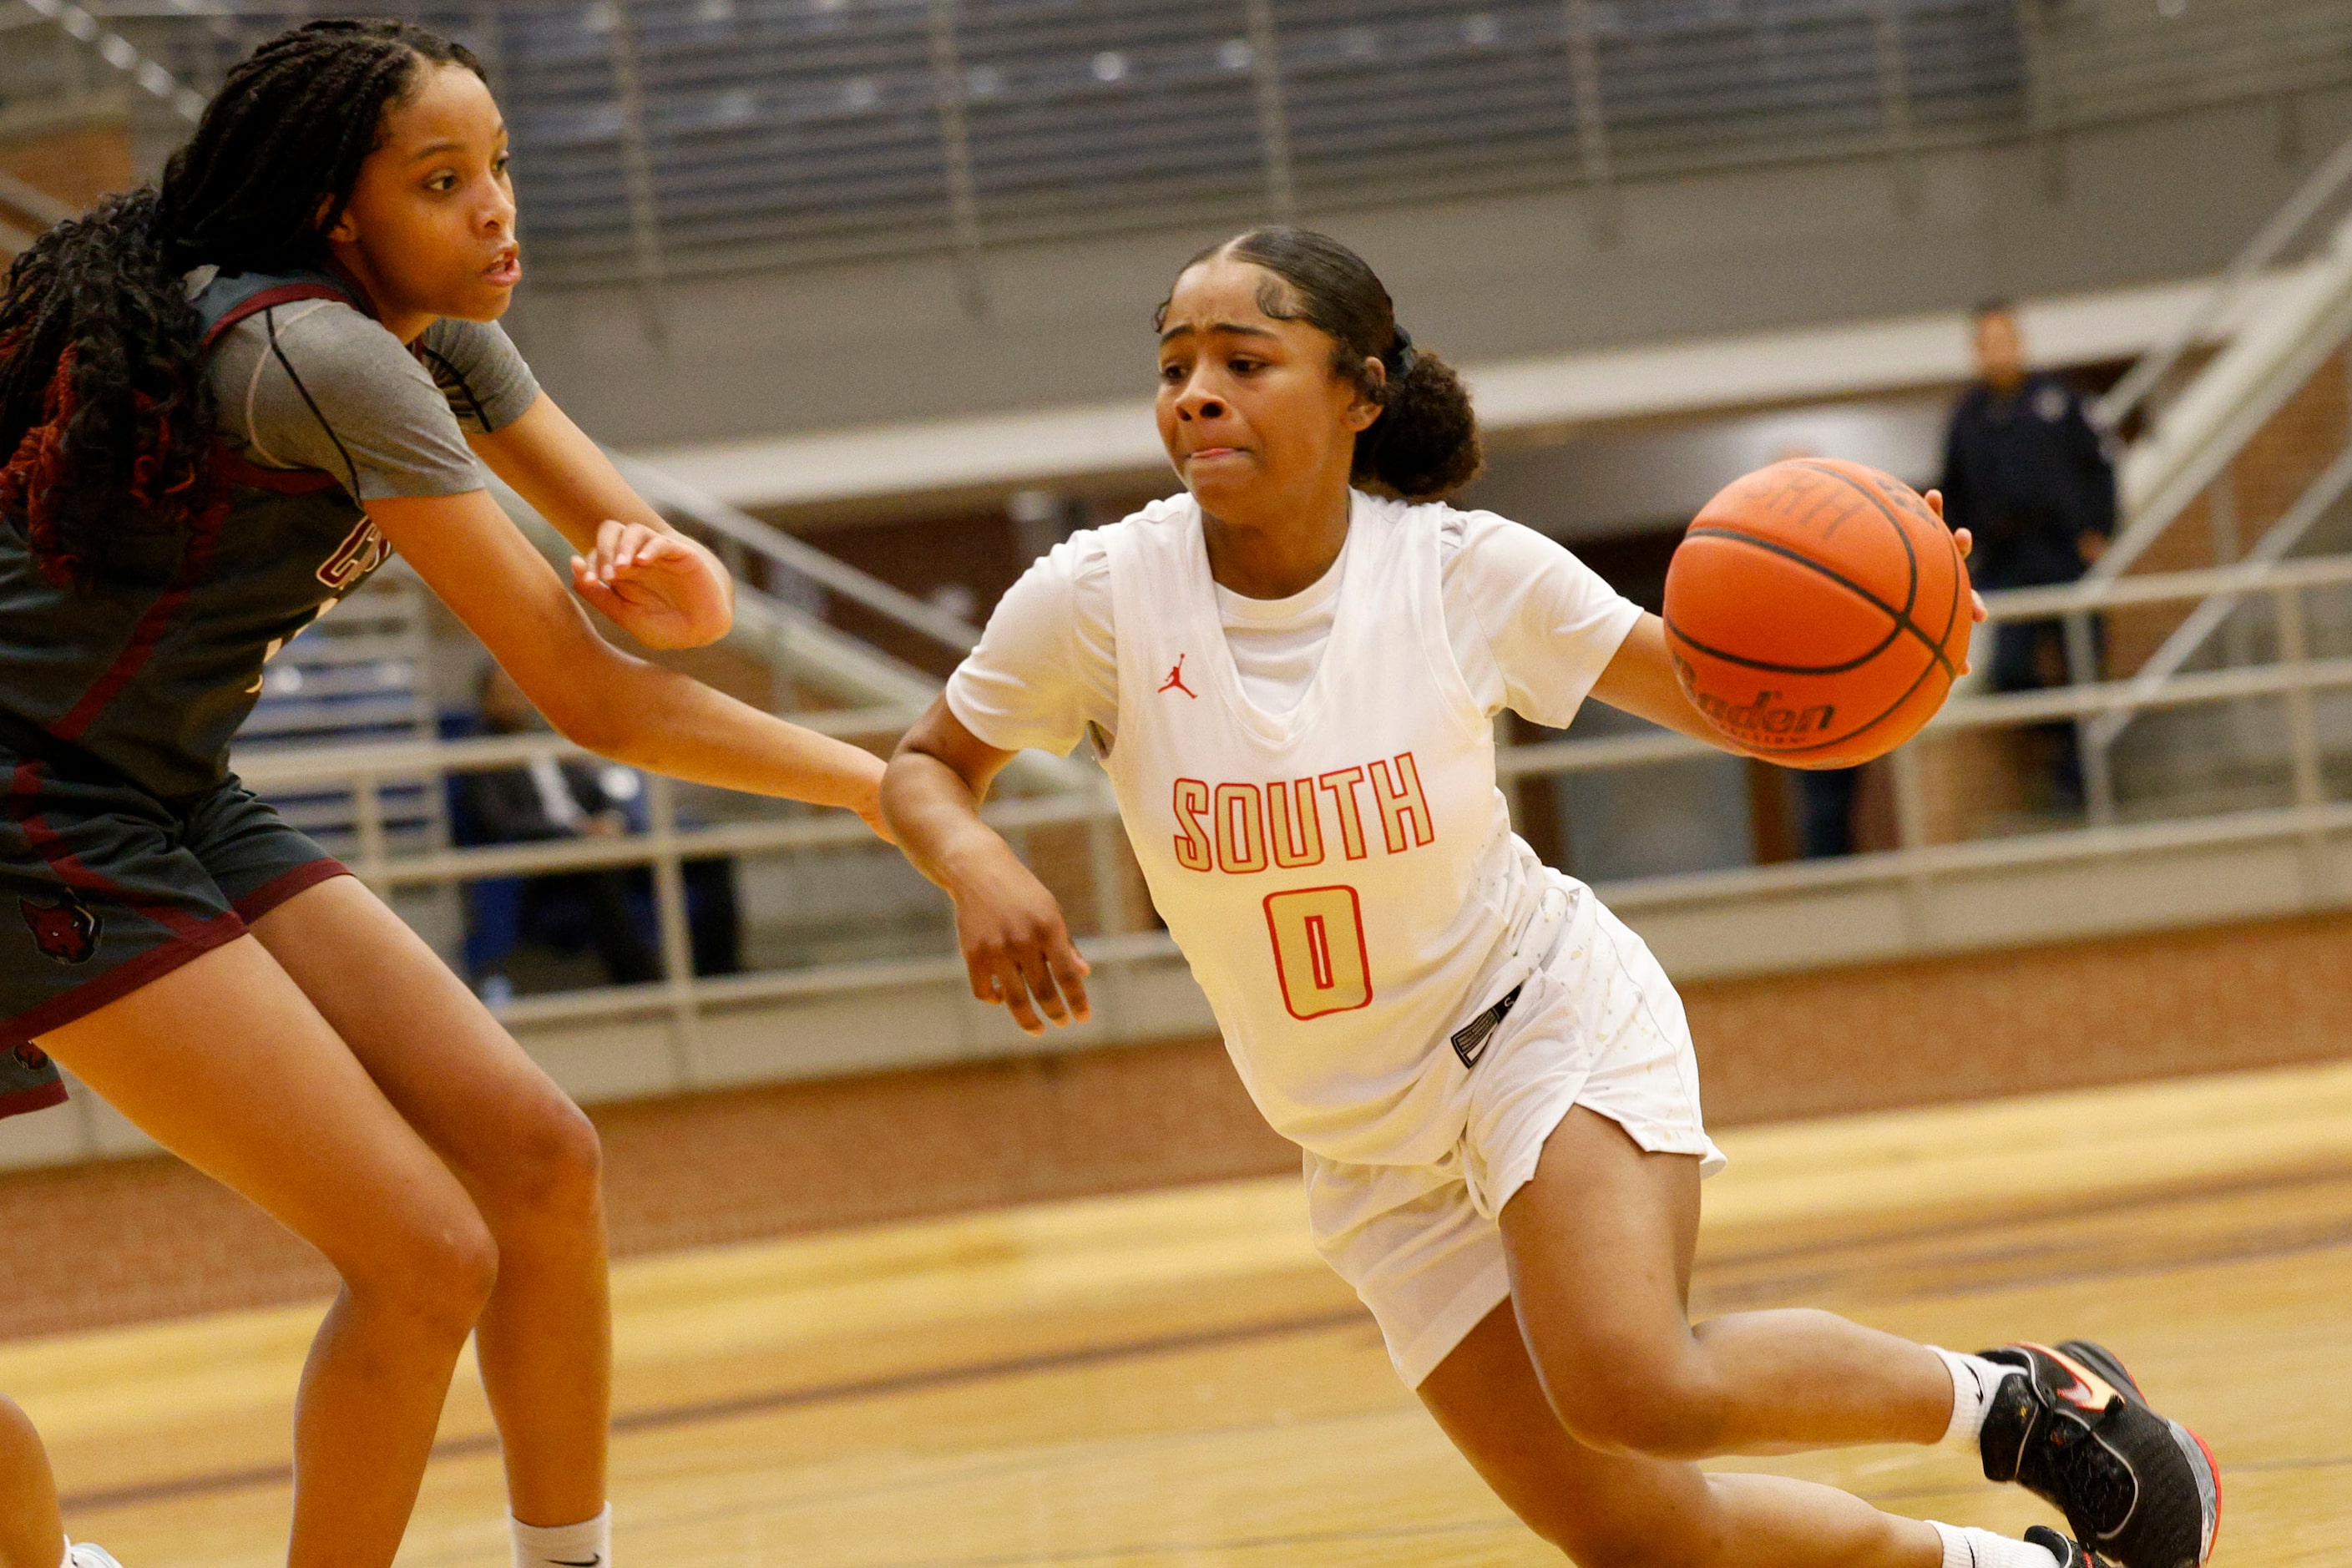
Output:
top-left (1161, 225), bottom-right (1484, 502)
top-left (0, 18), bottom-right (483, 589)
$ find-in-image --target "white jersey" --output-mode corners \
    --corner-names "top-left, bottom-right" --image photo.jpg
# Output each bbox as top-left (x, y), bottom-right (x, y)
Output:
top-left (1100, 492), bottom-right (1575, 1166)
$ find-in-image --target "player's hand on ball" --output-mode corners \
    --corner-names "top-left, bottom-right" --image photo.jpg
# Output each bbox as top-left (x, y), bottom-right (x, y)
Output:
top-left (952, 846), bottom-right (1092, 1035)
top-left (571, 519), bottom-right (735, 650)
top-left (1924, 488), bottom-right (1991, 676)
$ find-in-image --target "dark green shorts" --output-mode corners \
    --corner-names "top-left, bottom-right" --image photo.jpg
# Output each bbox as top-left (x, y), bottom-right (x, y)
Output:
top-left (1, 746), bottom-right (346, 1116)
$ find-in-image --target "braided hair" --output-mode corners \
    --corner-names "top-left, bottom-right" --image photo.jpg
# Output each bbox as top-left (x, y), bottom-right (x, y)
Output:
top-left (1164, 227), bottom-right (1485, 501)
top-left (0, 18), bottom-right (484, 588)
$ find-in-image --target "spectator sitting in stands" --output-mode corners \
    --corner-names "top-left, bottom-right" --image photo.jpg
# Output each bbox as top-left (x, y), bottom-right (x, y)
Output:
top-left (1940, 300), bottom-right (2117, 808)
top-left (459, 664), bottom-right (662, 994)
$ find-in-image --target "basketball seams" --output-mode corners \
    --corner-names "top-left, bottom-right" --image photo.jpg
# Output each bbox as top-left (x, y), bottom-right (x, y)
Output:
top-left (1682, 522), bottom-right (1959, 685)
top-left (1769, 642), bottom-right (1948, 761)
top-left (1801, 461), bottom-right (1969, 684)
top-left (1793, 459), bottom-right (1920, 620)
top-left (1666, 540), bottom-right (1906, 678)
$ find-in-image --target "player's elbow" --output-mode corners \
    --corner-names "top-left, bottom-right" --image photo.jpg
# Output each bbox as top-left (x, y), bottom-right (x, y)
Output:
top-left (528, 660), bottom-right (643, 757)
top-left (542, 689), bottom-right (636, 756)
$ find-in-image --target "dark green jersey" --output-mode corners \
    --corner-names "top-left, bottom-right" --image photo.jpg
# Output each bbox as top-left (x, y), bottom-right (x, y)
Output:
top-left (0, 269), bottom-right (538, 798)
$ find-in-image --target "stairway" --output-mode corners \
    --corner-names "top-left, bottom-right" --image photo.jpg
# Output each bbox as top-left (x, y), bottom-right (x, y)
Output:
top-left (2056, 139), bottom-right (2352, 822)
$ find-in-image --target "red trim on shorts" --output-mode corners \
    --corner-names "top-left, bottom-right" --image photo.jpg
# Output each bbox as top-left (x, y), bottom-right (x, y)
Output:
top-left (232, 858), bottom-right (352, 923)
top-left (0, 1079), bottom-right (70, 1118)
top-left (0, 908), bottom-right (245, 1050)
top-left (6, 761), bottom-right (206, 936)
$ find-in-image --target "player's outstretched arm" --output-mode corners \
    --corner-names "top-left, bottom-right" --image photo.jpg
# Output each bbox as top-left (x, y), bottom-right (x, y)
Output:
top-left (468, 393), bottom-right (733, 651)
top-left (1591, 611), bottom-right (1739, 751)
top-left (365, 489), bottom-right (888, 838)
top-left (884, 699), bottom-right (1090, 1035)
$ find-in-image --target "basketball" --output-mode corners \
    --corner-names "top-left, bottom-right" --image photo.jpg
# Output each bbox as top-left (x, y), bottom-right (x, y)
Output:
top-left (1662, 458), bottom-right (1972, 770)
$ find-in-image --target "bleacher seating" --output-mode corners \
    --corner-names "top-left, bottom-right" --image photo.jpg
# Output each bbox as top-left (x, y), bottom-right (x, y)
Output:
top-left (109, 0), bottom-right (2352, 287)
top-left (230, 567), bottom-right (447, 863)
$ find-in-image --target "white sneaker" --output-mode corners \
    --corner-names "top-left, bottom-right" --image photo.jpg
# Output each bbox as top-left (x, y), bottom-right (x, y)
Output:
top-left (68, 1544), bottom-right (125, 1568)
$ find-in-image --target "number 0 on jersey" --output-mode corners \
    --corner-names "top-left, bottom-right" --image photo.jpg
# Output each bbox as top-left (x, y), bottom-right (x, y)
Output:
top-left (1263, 885), bottom-right (1373, 1019)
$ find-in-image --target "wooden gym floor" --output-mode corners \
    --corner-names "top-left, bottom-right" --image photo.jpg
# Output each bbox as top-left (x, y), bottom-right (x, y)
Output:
top-left (8, 1058), bottom-right (2349, 1568)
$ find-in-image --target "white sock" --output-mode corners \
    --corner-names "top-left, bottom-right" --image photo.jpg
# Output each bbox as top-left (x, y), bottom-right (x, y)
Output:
top-left (1930, 1345), bottom-right (2018, 1449)
top-left (510, 1507), bottom-right (609, 1568)
top-left (1931, 1522), bottom-right (2061, 1568)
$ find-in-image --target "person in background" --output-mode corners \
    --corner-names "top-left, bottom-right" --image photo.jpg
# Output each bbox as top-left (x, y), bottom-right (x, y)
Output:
top-left (1796, 762), bottom-right (1862, 857)
top-left (460, 664), bottom-right (742, 993)
top-left (1940, 301), bottom-right (2117, 807)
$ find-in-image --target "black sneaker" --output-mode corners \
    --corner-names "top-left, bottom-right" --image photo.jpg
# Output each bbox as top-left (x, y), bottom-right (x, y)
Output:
top-left (2026, 1525), bottom-right (2117, 1568)
top-left (1977, 1342), bottom-right (2220, 1568)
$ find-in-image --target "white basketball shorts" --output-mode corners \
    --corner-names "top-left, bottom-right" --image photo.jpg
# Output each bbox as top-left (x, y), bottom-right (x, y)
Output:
top-left (1303, 888), bottom-right (1727, 1388)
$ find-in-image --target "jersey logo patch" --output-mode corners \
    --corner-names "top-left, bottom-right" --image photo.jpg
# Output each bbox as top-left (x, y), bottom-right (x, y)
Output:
top-left (11, 1044), bottom-right (49, 1072)
top-left (318, 518), bottom-right (392, 594)
top-left (1158, 655), bottom-right (1198, 700)
top-left (20, 891), bottom-right (100, 965)
top-left (1449, 983), bottom-right (1523, 1069)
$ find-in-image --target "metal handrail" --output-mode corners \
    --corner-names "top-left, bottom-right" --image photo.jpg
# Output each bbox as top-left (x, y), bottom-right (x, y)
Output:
top-left (18, 0), bottom-right (205, 120)
top-left (2086, 434), bottom-right (2352, 755)
top-left (0, 168), bottom-right (71, 227)
top-left (237, 599), bottom-right (2352, 1029)
top-left (2092, 127), bottom-right (2352, 435)
top-left (239, 546), bottom-right (2352, 898)
top-left (240, 544), bottom-right (2352, 794)
top-left (611, 452), bottom-right (982, 655)
top-left (223, 531), bottom-right (2351, 1043)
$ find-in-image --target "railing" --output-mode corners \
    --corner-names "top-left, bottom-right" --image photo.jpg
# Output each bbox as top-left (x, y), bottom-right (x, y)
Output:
top-left (231, 547), bottom-right (2352, 1036)
top-left (609, 451), bottom-right (981, 665)
top-left (3, 0), bottom-right (205, 121)
top-left (2093, 131), bottom-right (2352, 442)
top-left (32, 0), bottom-right (2350, 287)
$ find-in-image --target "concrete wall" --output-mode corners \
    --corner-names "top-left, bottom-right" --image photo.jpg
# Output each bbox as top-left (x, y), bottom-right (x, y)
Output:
top-left (508, 89), bottom-right (2352, 449)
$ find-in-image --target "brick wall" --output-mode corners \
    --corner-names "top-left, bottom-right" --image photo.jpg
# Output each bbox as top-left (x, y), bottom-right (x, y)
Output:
top-left (2107, 347), bottom-right (2351, 676)
top-left (3, 908), bottom-right (2346, 1341)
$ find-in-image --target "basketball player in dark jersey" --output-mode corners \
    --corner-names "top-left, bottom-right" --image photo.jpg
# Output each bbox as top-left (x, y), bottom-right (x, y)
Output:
top-left (0, 23), bottom-right (885, 1568)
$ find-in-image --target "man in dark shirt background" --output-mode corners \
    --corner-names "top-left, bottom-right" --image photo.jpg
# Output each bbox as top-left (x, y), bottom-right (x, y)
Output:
top-left (458, 665), bottom-right (740, 996)
top-left (1940, 301), bottom-right (2117, 807)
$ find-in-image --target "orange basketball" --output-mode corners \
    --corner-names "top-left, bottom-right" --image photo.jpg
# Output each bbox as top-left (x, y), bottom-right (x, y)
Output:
top-left (1662, 458), bottom-right (1971, 770)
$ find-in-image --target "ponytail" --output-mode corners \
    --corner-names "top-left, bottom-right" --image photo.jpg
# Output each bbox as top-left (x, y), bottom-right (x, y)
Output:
top-left (0, 18), bottom-right (483, 589)
top-left (0, 188), bottom-right (215, 588)
top-left (1168, 225), bottom-right (1485, 502)
top-left (1358, 331), bottom-right (1482, 501)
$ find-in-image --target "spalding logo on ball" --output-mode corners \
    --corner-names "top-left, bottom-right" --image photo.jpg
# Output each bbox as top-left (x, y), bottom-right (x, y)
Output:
top-left (1663, 458), bottom-right (1971, 770)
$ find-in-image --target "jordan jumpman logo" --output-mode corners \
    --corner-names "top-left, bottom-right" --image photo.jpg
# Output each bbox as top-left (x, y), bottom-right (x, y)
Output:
top-left (1158, 655), bottom-right (1198, 699)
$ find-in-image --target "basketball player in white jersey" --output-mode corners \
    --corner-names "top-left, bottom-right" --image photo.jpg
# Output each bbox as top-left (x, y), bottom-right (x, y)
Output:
top-left (881, 229), bottom-right (2218, 1568)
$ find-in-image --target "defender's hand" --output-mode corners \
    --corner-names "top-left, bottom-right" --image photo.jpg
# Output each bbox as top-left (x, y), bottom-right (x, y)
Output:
top-left (948, 843), bottom-right (1091, 1035)
top-left (571, 520), bottom-right (734, 650)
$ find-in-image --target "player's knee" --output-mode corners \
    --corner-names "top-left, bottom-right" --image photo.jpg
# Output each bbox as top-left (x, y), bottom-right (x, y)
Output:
top-left (1542, 1352), bottom-right (1728, 1460)
top-left (483, 1091), bottom-right (604, 1222)
top-left (344, 1209), bottom-right (500, 1338)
